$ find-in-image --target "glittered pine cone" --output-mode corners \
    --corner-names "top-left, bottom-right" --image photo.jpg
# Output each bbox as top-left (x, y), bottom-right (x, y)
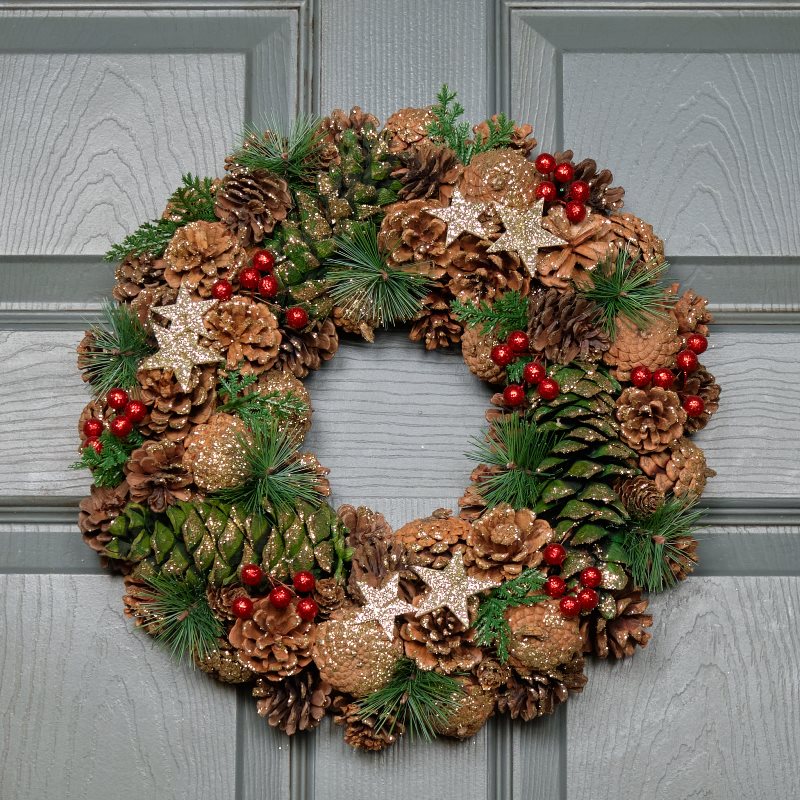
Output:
top-left (276, 317), bottom-right (338, 379)
top-left (393, 509), bottom-right (470, 569)
top-left (474, 658), bottom-right (511, 691)
top-left (378, 199), bottom-right (449, 270)
top-left (129, 284), bottom-right (179, 325)
top-left (206, 584), bottom-right (249, 623)
top-left (615, 386), bottom-right (687, 454)
top-left (667, 282), bottom-right (713, 342)
top-left (203, 297), bottom-right (281, 375)
top-left (616, 476), bottom-right (665, 519)
top-left (393, 143), bottom-right (462, 203)
top-left (463, 505), bottom-right (553, 582)
top-left (195, 642), bottom-right (257, 684)
top-left (570, 154), bottom-right (625, 213)
top-left (458, 464), bottom-right (499, 521)
top-left (113, 252), bottom-right (167, 303)
top-left (257, 367), bottom-right (313, 441)
top-left (527, 288), bottom-right (610, 364)
top-left (606, 213), bottom-right (665, 267)
top-left (331, 303), bottom-right (380, 343)
top-left (603, 316), bottom-right (682, 382)
top-left (228, 597), bottom-right (314, 679)
top-left (580, 586), bottom-right (653, 659)
top-left (382, 106), bottom-right (436, 153)
top-left (409, 285), bottom-right (463, 350)
top-left (434, 676), bottom-right (495, 739)
top-left (496, 660), bottom-right (587, 721)
top-left (125, 440), bottom-right (193, 513)
top-left (333, 697), bottom-right (404, 752)
top-left (182, 412), bottom-right (250, 493)
top-left (461, 326), bottom-right (506, 385)
top-left (122, 573), bottom-right (159, 634)
top-left (459, 149), bottom-right (540, 207)
top-left (339, 504), bottom-right (394, 548)
top-left (313, 577), bottom-right (347, 618)
top-left (473, 116), bottom-right (537, 156)
top-left (321, 106), bottom-right (380, 143)
top-left (78, 481), bottom-right (130, 554)
top-left (678, 366), bottom-right (720, 433)
top-left (253, 669), bottom-right (332, 734)
top-left (638, 436), bottom-right (716, 498)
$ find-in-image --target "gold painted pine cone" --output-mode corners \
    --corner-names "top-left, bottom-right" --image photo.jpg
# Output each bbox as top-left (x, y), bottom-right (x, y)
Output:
top-left (382, 105), bottom-right (436, 153)
top-left (459, 148), bottom-right (540, 207)
top-left (615, 386), bottom-right (687, 454)
top-left (638, 436), bottom-right (716, 497)
top-left (603, 316), bottom-right (682, 382)
top-left (195, 642), bottom-right (256, 684)
top-left (616, 475), bottom-right (665, 519)
top-left (461, 326), bottom-right (506, 385)
top-left (434, 676), bottom-right (496, 739)
top-left (252, 670), bottom-right (332, 734)
top-left (580, 586), bottom-right (653, 659)
top-left (182, 412), bottom-right (250, 492)
top-left (393, 509), bottom-right (470, 569)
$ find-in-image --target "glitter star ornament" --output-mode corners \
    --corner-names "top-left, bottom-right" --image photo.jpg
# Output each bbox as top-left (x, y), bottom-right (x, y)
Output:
top-left (352, 573), bottom-right (416, 641)
top-left (140, 324), bottom-right (221, 391)
top-left (151, 282), bottom-right (218, 338)
top-left (487, 197), bottom-right (566, 276)
top-left (412, 551), bottom-right (498, 627)
top-left (422, 188), bottom-right (492, 247)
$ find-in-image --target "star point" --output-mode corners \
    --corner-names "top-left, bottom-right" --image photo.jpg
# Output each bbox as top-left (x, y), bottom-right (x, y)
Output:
top-left (422, 188), bottom-right (492, 247)
top-left (151, 282), bottom-right (218, 338)
top-left (352, 573), bottom-right (415, 640)
top-left (139, 324), bottom-right (221, 391)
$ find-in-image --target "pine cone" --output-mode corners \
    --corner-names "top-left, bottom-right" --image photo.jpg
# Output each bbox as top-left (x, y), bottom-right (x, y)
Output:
top-left (77, 398), bottom-right (112, 445)
top-left (581, 586), bottom-right (652, 659)
top-left (527, 288), bottom-right (609, 364)
top-left (182, 412), bottom-right (250, 492)
top-left (122, 573), bottom-right (159, 633)
top-left (434, 676), bottom-right (495, 739)
top-left (616, 476), bottom-right (665, 519)
top-left (339, 504), bottom-right (393, 547)
top-left (458, 464), bottom-right (500, 521)
top-left (459, 149), bottom-right (540, 207)
top-left (276, 317), bottom-right (338, 379)
top-left (571, 155), bottom-right (625, 213)
top-left (667, 282), bottom-right (713, 342)
top-left (473, 116), bottom-right (537, 156)
top-left (409, 285), bottom-right (463, 350)
top-left (257, 367), bottom-right (313, 441)
top-left (125, 440), bottom-right (193, 513)
top-left (313, 577), bottom-right (347, 618)
top-left (378, 199), bottom-right (449, 270)
top-left (78, 481), bottom-right (130, 554)
top-left (321, 106), bottom-right (380, 143)
top-left (382, 106), bottom-right (436, 153)
top-left (203, 297), bottom-right (281, 375)
top-left (474, 658), bottom-right (512, 691)
top-left (113, 252), bottom-right (167, 303)
top-left (214, 168), bottom-right (293, 245)
top-left (206, 584), bottom-right (249, 623)
top-left (496, 660), bottom-right (587, 721)
top-left (603, 316), bottom-right (682, 382)
top-left (461, 326), bottom-right (506, 385)
top-left (678, 366), bottom-right (720, 433)
top-left (393, 143), bottom-right (462, 202)
top-left (228, 597), bottom-right (314, 679)
top-left (393, 509), bottom-right (469, 569)
top-left (252, 669), bottom-right (332, 734)
top-left (129, 284), bottom-right (179, 324)
top-left (331, 303), bottom-right (380, 343)
top-left (463, 505), bottom-right (553, 582)
top-left (333, 698), bottom-right (404, 751)
top-left (615, 386), bottom-right (687, 454)
top-left (195, 642), bottom-right (256, 684)
top-left (606, 213), bottom-right (665, 267)
top-left (639, 436), bottom-right (716, 497)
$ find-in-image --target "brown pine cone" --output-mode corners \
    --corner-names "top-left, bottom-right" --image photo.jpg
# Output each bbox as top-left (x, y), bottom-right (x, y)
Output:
top-left (333, 698), bottom-right (404, 751)
top-left (78, 481), bottom-right (130, 554)
top-left (378, 199), bottom-right (449, 270)
top-left (331, 304), bottom-right (380, 343)
top-left (463, 505), bottom-right (553, 582)
top-left (214, 168), bottom-right (292, 245)
top-left (603, 316), bottom-right (682, 382)
top-left (122, 573), bottom-right (159, 633)
top-left (345, 508), bottom-right (408, 597)
top-left (125, 440), bottom-right (193, 513)
top-left (77, 398), bottom-right (112, 444)
top-left (678, 366), bottom-right (720, 433)
top-left (527, 288), bottom-right (609, 364)
top-left (458, 464), bottom-right (499, 521)
top-left (667, 282), bottom-right (713, 342)
top-left (639, 436), bottom-right (716, 497)
top-left (129, 284), bottom-right (179, 324)
top-left (473, 116), bottom-right (537, 156)
top-left (393, 143), bottom-right (462, 203)
top-left (434, 676), bottom-right (495, 739)
top-left (321, 106), bottom-right (380, 143)
top-left (581, 586), bottom-right (652, 659)
top-left (257, 367), bottom-right (313, 441)
top-left (339, 504), bottom-right (393, 547)
top-left (206, 584), bottom-right (249, 623)
top-left (393, 509), bottom-right (469, 569)
top-left (313, 577), bottom-right (346, 618)
top-left (276, 317), bottom-right (338, 379)
top-left (113, 252), bottom-right (167, 303)
top-left (474, 658), bottom-right (512, 691)
top-left (182, 412), bottom-right (250, 493)
top-left (252, 669), bottom-right (332, 734)
top-left (382, 106), bottom-right (436, 153)
top-left (459, 149), bottom-right (540, 207)
top-left (195, 642), bottom-right (256, 684)
top-left (616, 386), bottom-right (687, 454)
top-left (571, 155), bottom-right (625, 213)
top-left (616, 476), bottom-right (665, 519)
top-left (228, 598), bottom-right (314, 679)
top-left (409, 286), bottom-right (463, 350)
top-left (496, 660), bottom-right (587, 721)
top-left (606, 213), bottom-right (665, 267)
top-left (461, 326), bottom-right (506, 385)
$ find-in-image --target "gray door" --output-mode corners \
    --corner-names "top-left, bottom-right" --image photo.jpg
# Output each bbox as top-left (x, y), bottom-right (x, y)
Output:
top-left (1, 2), bottom-right (798, 799)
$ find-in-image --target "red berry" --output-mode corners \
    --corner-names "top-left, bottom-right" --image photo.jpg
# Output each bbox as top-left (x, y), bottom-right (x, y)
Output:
top-left (252, 249), bottom-right (275, 272)
top-left (239, 267), bottom-right (260, 290)
top-left (553, 162), bottom-right (575, 183)
top-left (652, 368), bottom-right (675, 389)
top-left (542, 542), bottom-right (567, 566)
top-left (232, 597), bottom-right (254, 619)
top-left (268, 586), bottom-right (293, 610)
top-left (85, 437), bottom-right (103, 454)
top-left (109, 416), bottom-right (133, 438)
top-left (534, 153), bottom-right (556, 174)
top-left (83, 418), bottom-right (103, 438)
top-left (503, 384), bottom-right (526, 407)
top-left (686, 333), bottom-right (708, 354)
top-left (537, 377), bottom-right (560, 400)
top-left (285, 307), bottom-right (309, 330)
top-left (258, 274), bottom-right (279, 299)
top-left (577, 587), bottom-right (599, 612)
top-left (535, 180), bottom-right (557, 202)
top-left (211, 279), bottom-right (233, 301)
top-left (676, 349), bottom-right (699, 373)
top-left (490, 343), bottom-right (513, 367)
top-left (124, 400), bottom-right (147, 423)
top-left (240, 563), bottom-right (264, 587)
top-left (569, 180), bottom-right (590, 202)
top-left (580, 566), bottom-right (603, 589)
top-left (564, 200), bottom-right (587, 223)
top-left (507, 330), bottom-right (529, 354)
top-left (523, 361), bottom-right (546, 385)
top-left (544, 575), bottom-right (567, 598)
top-left (630, 365), bottom-right (652, 388)
top-left (293, 571), bottom-right (316, 594)
top-left (559, 596), bottom-right (581, 618)
top-left (296, 597), bottom-right (319, 621)
top-left (683, 395), bottom-right (705, 418)
top-left (107, 388), bottom-right (129, 411)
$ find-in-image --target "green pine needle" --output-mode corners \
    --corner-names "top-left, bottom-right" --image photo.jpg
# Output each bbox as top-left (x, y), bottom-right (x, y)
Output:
top-left (326, 222), bottom-right (431, 327)
top-left (217, 366), bottom-right (309, 428)
top-left (474, 568), bottom-right (548, 662)
top-left (578, 249), bottom-right (671, 338)
top-left (450, 291), bottom-right (529, 340)
top-left (357, 657), bottom-right (463, 741)
top-left (71, 428), bottom-right (144, 488)
top-left (466, 413), bottom-right (564, 510)
top-left (165, 173), bottom-right (218, 223)
top-left (138, 573), bottom-right (223, 661)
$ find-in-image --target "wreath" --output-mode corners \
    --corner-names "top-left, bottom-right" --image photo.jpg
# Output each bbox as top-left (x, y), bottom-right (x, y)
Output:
top-left (75, 86), bottom-right (720, 751)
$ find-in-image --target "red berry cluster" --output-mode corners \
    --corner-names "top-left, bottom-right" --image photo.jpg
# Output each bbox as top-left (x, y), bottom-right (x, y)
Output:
top-left (541, 544), bottom-right (601, 618)
top-left (230, 564), bottom-right (319, 622)
top-left (212, 248), bottom-right (278, 301)
top-left (490, 330), bottom-right (560, 406)
top-left (533, 152), bottom-right (589, 223)
top-left (81, 388), bottom-right (146, 453)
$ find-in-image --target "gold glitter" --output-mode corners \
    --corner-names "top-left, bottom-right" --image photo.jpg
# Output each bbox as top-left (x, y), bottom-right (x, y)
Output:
top-left (183, 413), bottom-right (251, 492)
top-left (151, 282), bottom-right (218, 338)
top-left (422, 188), bottom-right (493, 247)
top-left (352, 573), bottom-right (415, 640)
top-left (139, 324), bottom-right (221, 392)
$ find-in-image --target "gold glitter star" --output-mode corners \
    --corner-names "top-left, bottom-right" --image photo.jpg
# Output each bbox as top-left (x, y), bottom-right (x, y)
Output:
top-left (151, 282), bottom-right (218, 338)
top-left (352, 573), bottom-right (415, 641)
top-left (412, 551), bottom-right (498, 628)
top-left (487, 197), bottom-right (567, 276)
top-left (139, 324), bottom-right (221, 392)
top-left (422, 188), bottom-right (492, 247)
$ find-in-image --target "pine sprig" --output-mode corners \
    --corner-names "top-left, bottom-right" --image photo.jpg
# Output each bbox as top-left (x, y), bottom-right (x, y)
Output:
top-left (166, 173), bottom-right (217, 222)
top-left (104, 219), bottom-right (180, 263)
top-left (357, 657), bottom-right (463, 741)
top-left (450, 291), bottom-right (529, 340)
top-left (474, 568), bottom-right (548, 662)
top-left (326, 222), bottom-right (431, 327)
top-left (466, 413), bottom-right (564, 510)
top-left (71, 428), bottom-right (144, 488)
top-left (217, 366), bottom-right (309, 428)
top-left (578, 250), bottom-right (671, 338)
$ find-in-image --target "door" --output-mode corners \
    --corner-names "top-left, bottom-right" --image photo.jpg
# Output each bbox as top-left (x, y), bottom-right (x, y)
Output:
top-left (1, 2), bottom-right (798, 799)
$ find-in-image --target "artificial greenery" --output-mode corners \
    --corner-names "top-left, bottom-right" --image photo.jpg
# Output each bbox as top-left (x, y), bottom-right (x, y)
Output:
top-left (71, 428), bottom-right (144, 488)
top-left (104, 218), bottom-right (179, 263)
top-left (578, 250), bottom-right (670, 337)
top-left (326, 222), bottom-right (431, 327)
top-left (79, 301), bottom-right (155, 398)
top-left (474, 568), bottom-right (548, 662)
top-left (427, 85), bottom-right (516, 164)
top-left (357, 657), bottom-right (463, 740)
top-left (505, 357), bottom-right (530, 385)
top-left (217, 366), bottom-right (309, 428)
top-left (165, 173), bottom-right (217, 222)
top-left (451, 290), bottom-right (529, 340)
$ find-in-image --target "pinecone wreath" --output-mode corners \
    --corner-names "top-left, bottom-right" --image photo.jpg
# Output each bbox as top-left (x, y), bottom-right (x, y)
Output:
top-left (75, 86), bottom-right (720, 753)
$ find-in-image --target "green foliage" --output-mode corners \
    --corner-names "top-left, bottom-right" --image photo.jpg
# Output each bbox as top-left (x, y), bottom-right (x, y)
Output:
top-left (474, 569), bottom-right (548, 662)
top-left (505, 357), bottom-right (530, 385)
top-left (104, 219), bottom-right (180, 263)
top-left (326, 222), bottom-right (431, 327)
top-left (451, 290), bottom-right (529, 340)
top-left (217, 366), bottom-right (309, 428)
top-left (71, 428), bottom-right (144, 488)
top-left (166, 173), bottom-right (217, 223)
top-left (357, 657), bottom-right (463, 741)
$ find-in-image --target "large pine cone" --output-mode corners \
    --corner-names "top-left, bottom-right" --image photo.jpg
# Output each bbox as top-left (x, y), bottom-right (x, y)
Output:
top-left (113, 252), bottom-right (167, 303)
top-left (496, 660), bottom-right (587, 721)
top-left (615, 386), bottom-right (687, 454)
top-left (603, 316), bottom-right (682, 382)
top-left (473, 116), bottom-right (537, 156)
top-left (252, 669), bottom-right (332, 734)
top-left (409, 286), bottom-right (463, 351)
top-left (393, 143), bottom-right (462, 203)
top-left (125, 440), bottom-right (193, 513)
top-left (214, 168), bottom-right (293, 245)
top-left (382, 106), bottom-right (436, 153)
top-left (678, 366), bottom-right (720, 433)
top-left (332, 697), bottom-right (404, 751)
top-left (606, 213), bottom-right (665, 267)
top-left (463, 505), bottom-right (553, 582)
top-left (78, 481), bottom-right (130, 554)
top-left (667, 282), bottom-right (713, 342)
top-left (378, 199), bottom-right (449, 270)
top-left (616, 476), bottom-right (665, 519)
top-left (195, 642), bottom-right (256, 684)
top-left (276, 317), bottom-right (338, 379)
top-left (639, 436), bottom-right (716, 497)
top-left (434, 676), bottom-right (495, 739)
top-left (581, 586), bottom-right (652, 659)
top-left (228, 598), bottom-right (314, 679)
top-left (527, 288), bottom-right (609, 364)
top-left (461, 326), bottom-right (506, 385)
top-left (393, 509), bottom-right (470, 569)
top-left (182, 412), bottom-right (250, 492)
top-left (459, 149), bottom-right (540, 207)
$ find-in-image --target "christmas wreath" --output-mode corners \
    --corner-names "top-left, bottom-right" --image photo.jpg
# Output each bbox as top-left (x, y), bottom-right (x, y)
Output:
top-left (75, 86), bottom-right (720, 750)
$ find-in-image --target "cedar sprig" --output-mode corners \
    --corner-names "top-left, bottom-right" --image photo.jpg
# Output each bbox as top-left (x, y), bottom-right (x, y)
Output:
top-left (357, 657), bottom-right (463, 741)
top-left (578, 250), bottom-right (671, 338)
top-left (326, 222), bottom-right (431, 327)
top-left (104, 219), bottom-right (180, 263)
top-left (466, 413), bottom-right (564, 510)
top-left (474, 568), bottom-right (548, 662)
top-left (71, 428), bottom-right (144, 488)
top-left (166, 173), bottom-right (217, 223)
top-left (505, 357), bottom-right (530, 385)
top-left (451, 290), bottom-right (528, 340)
top-left (217, 366), bottom-right (309, 428)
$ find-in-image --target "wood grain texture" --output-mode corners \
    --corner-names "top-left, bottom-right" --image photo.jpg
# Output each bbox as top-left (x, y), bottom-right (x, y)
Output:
top-left (0, 574), bottom-right (237, 800)
top-left (566, 577), bottom-right (800, 799)
top-left (510, 711), bottom-right (563, 800)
